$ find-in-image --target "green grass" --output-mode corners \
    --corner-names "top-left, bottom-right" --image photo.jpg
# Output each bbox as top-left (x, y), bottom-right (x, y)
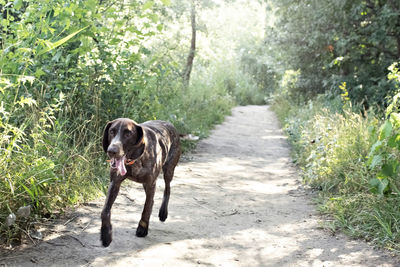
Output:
top-left (0, 68), bottom-right (236, 245)
top-left (272, 94), bottom-right (400, 253)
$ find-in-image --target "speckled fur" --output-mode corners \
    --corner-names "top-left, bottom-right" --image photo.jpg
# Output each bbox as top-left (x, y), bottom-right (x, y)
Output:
top-left (100, 118), bottom-right (181, 247)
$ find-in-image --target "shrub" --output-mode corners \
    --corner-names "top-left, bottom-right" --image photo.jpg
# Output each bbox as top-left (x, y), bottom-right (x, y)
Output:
top-left (272, 89), bottom-right (400, 251)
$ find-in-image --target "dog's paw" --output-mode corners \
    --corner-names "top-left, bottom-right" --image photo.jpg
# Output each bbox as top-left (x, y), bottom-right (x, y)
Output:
top-left (101, 225), bottom-right (112, 247)
top-left (158, 207), bottom-right (168, 222)
top-left (136, 221), bottom-right (148, 237)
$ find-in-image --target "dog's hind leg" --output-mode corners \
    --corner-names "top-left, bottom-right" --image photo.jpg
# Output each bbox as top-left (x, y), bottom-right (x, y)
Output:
top-left (159, 167), bottom-right (173, 222)
top-left (159, 146), bottom-right (180, 222)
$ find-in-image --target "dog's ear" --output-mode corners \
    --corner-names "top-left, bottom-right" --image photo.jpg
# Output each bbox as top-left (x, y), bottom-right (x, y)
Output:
top-left (134, 125), bottom-right (144, 145)
top-left (129, 125), bottom-right (145, 160)
top-left (102, 121), bottom-right (114, 152)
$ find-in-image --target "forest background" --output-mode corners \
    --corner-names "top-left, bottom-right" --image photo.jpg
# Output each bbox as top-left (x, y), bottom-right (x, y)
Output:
top-left (1, 0), bottom-right (400, 253)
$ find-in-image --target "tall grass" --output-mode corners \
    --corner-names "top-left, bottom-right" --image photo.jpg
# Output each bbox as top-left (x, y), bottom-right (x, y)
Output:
top-left (0, 0), bottom-right (250, 246)
top-left (272, 93), bottom-right (400, 252)
top-left (0, 64), bottom-right (237, 245)
top-left (0, 101), bottom-right (106, 245)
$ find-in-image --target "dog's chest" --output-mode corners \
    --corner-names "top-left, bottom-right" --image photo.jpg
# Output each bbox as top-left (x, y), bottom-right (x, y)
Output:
top-left (126, 153), bottom-right (163, 183)
top-left (125, 129), bottom-right (171, 183)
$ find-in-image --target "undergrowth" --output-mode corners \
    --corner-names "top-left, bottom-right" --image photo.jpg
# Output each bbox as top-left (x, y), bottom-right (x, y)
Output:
top-left (271, 87), bottom-right (400, 253)
top-left (0, 0), bottom-right (247, 245)
top-left (0, 74), bottom-right (235, 246)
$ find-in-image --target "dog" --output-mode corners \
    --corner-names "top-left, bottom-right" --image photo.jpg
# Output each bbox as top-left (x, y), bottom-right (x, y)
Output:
top-left (101, 118), bottom-right (181, 247)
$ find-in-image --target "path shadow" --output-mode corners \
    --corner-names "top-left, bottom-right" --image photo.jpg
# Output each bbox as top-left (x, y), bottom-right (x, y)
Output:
top-left (1, 105), bottom-right (398, 266)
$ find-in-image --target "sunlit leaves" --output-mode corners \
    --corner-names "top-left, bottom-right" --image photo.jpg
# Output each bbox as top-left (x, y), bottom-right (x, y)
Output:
top-left (17, 75), bottom-right (35, 85)
top-left (17, 96), bottom-right (37, 107)
top-left (265, 0), bottom-right (399, 106)
top-left (339, 82), bottom-right (350, 104)
top-left (13, 0), bottom-right (22, 10)
top-left (379, 120), bottom-right (392, 141)
top-left (0, 78), bottom-right (13, 93)
top-left (143, 1), bottom-right (154, 10)
top-left (388, 62), bottom-right (400, 83)
top-left (161, 0), bottom-right (171, 6)
top-left (369, 177), bottom-right (389, 195)
top-left (367, 65), bottom-right (400, 195)
top-left (37, 26), bottom-right (88, 55)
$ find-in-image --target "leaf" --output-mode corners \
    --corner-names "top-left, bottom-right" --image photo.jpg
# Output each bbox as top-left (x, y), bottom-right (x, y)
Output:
top-left (37, 26), bottom-right (89, 56)
top-left (143, 1), bottom-right (154, 10)
top-left (369, 140), bottom-right (382, 155)
top-left (0, 77), bottom-right (13, 92)
top-left (388, 135), bottom-right (397, 148)
top-left (149, 13), bottom-right (158, 23)
top-left (390, 113), bottom-right (400, 128)
top-left (369, 178), bottom-right (379, 193)
top-left (161, 0), bottom-right (171, 6)
top-left (369, 177), bottom-right (389, 195)
top-left (378, 178), bottom-right (389, 195)
top-left (35, 68), bottom-right (45, 79)
top-left (52, 50), bottom-right (62, 62)
top-left (14, 0), bottom-right (22, 10)
top-left (17, 75), bottom-right (35, 85)
top-left (395, 135), bottom-right (400, 149)
top-left (17, 96), bottom-right (37, 107)
top-left (379, 120), bottom-right (392, 140)
top-left (380, 163), bottom-right (395, 177)
top-left (386, 92), bottom-right (400, 117)
top-left (369, 154), bottom-right (382, 169)
top-left (19, 182), bottom-right (34, 199)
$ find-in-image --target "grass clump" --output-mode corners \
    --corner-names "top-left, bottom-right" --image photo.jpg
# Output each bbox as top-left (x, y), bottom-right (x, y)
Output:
top-left (272, 92), bottom-right (400, 252)
top-left (0, 75), bottom-right (235, 246)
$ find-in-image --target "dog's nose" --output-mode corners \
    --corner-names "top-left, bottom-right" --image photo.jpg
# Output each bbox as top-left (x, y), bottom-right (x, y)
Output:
top-left (107, 146), bottom-right (119, 157)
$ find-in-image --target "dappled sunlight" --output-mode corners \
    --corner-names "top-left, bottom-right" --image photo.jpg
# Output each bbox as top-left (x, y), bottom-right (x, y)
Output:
top-left (2, 105), bottom-right (395, 266)
top-left (87, 218), bottom-right (389, 267)
top-left (262, 129), bottom-right (288, 139)
top-left (1, 0), bottom-right (398, 264)
top-left (230, 179), bottom-right (292, 194)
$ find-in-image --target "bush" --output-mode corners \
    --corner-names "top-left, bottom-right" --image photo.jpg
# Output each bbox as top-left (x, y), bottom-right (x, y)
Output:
top-left (272, 90), bottom-right (400, 251)
top-left (0, 0), bottom-right (237, 245)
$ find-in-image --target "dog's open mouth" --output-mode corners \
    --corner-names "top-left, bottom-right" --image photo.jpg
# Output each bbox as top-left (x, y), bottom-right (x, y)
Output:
top-left (110, 155), bottom-right (127, 176)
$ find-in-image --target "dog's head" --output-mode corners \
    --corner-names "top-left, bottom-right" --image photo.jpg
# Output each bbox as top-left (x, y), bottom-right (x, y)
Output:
top-left (102, 118), bottom-right (145, 175)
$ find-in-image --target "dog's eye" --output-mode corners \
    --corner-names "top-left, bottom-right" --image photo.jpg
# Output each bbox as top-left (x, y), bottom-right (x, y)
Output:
top-left (124, 130), bottom-right (132, 138)
top-left (109, 129), bottom-right (116, 136)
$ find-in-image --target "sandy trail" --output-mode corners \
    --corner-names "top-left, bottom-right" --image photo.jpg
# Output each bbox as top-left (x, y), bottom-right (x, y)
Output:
top-left (1, 105), bottom-right (398, 266)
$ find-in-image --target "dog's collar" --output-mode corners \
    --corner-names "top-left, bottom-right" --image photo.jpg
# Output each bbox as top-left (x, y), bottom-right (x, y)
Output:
top-left (106, 158), bottom-right (136, 165)
top-left (125, 159), bottom-right (136, 165)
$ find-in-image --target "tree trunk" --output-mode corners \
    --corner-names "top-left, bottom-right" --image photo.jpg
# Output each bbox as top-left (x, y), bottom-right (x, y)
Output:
top-left (183, 0), bottom-right (196, 87)
top-left (397, 36), bottom-right (400, 59)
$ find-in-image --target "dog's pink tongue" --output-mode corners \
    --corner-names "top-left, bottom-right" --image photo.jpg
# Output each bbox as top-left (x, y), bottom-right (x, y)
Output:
top-left (116, 156), bottom-right (127, 176)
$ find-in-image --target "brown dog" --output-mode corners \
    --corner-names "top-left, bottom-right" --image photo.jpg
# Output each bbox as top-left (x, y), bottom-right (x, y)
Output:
top-left (101, 118), bottom-right (181, 247)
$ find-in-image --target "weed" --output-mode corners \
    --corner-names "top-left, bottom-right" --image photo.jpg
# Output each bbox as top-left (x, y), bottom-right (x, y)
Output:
top-left (272, 91), bottom-right (400, 252)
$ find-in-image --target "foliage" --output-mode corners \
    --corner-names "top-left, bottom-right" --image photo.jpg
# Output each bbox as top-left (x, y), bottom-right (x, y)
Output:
top-left (0, 0), bottom-right (170, 243)
top-left (1, 0), bottom-right (266, 244)
top-left (261, 0), bottom-right (400, 253)
top-left (261, 0), bottom-right (400, 108)
top-left (271, 63), bottom-right (400, 251)
top-left (367, 62), bottom-right (400, 195)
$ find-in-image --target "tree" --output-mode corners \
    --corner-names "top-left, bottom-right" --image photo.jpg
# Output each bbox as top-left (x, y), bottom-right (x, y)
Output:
top-left (259, 0), bottom-right (400, 107)
top-left (183, 0), bottom-right (197, 87)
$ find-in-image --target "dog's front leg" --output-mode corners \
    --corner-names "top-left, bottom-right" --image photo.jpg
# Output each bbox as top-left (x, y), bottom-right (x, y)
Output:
top-left (136, 182), bottom-right (156, 237)
top-left (101, 177), bottom-right (123, 247)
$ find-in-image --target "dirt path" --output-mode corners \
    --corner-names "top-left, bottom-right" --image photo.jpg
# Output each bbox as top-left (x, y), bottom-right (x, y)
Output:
top-left (1, 105), bottom-right (398, 266)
